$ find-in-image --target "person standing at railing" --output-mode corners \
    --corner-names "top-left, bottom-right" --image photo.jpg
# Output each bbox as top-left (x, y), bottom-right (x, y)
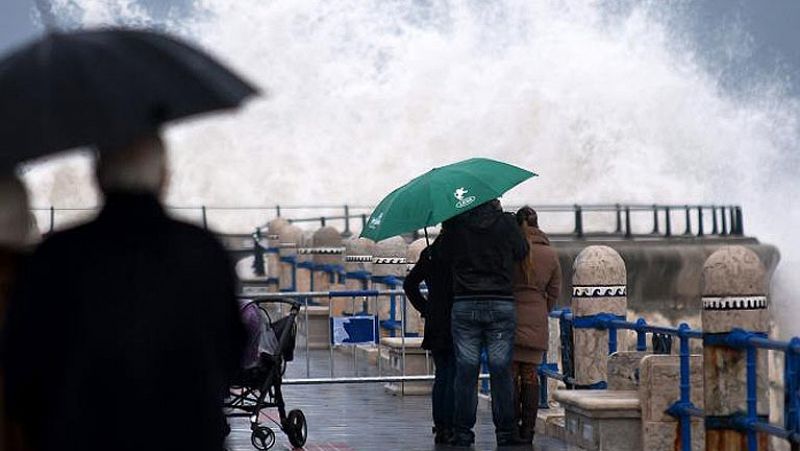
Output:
top-left (511, 207), bottom-right (561, 444)
top-left (439, 199), bottom-right (529, 447)
top-left (403, 222), bottom-right (455, 445)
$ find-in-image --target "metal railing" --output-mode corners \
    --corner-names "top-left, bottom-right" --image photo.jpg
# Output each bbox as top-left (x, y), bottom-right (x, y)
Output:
top-left (241, 289), bottom-right (491, 388)
top-left (32, 203), bottom-right (745, 240)
top-left (279, 203), bottom-right (746, 239)
top-left (543, 308), bottom-right (800, 450)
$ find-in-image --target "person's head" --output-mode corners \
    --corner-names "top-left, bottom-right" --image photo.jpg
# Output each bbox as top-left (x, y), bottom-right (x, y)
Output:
top-left (0, 174), bottom-right (34, 249)
top-left (516, 206), bottom-right (538, 228)
top-left (95, 133), bottom-right (168, 197)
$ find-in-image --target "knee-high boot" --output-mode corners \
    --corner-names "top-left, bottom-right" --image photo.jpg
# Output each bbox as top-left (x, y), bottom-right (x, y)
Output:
top-left (518, 382), bottom-right (539, 443)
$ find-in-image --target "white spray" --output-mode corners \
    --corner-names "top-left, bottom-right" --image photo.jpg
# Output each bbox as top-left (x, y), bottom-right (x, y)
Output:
top-left (21, 0), bottom-right (800, 335)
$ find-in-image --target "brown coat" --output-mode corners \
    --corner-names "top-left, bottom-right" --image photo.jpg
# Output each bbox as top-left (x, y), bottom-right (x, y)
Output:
top-left (512, 226), bottom-right (561, 363)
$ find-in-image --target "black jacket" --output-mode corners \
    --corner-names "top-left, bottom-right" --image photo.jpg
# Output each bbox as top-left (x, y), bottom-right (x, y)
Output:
top-left (3, 192), bottom-right (246, 451)
top-left (403, 240), bottom-right (453, 352)
top-left (439, 202), bottom-right (528, 299)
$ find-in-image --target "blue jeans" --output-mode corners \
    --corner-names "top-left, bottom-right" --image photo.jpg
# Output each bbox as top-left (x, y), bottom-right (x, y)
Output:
top-left (431, 349), bottom-right (456, 431)
top-left (451, 299), bottom-right (516, 443)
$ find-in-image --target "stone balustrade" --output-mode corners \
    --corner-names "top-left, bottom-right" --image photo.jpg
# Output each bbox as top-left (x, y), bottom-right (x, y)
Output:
top-left (543, 244), bottom-right (790, 451)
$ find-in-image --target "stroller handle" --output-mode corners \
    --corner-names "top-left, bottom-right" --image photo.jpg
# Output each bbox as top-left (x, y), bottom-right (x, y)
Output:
top-left (237, 296), bottom-right (301, 312)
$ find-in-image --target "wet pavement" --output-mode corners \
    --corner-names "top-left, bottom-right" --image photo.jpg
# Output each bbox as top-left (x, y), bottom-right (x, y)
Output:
top-left (225, 337), bottom-right (575, 451)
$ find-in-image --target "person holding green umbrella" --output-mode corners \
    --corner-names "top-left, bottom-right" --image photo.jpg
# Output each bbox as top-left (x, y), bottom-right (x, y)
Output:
top-left (362, 158), bottom-right (534, 447)
top-left (438, 198), bottom-right (529, 447)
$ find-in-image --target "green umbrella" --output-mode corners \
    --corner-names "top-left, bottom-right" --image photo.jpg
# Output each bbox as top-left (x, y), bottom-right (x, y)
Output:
top-left (360, 157), bottom-right (536, 242)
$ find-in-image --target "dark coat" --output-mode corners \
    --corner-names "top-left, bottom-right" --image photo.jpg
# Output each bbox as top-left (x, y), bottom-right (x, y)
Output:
top-left (513, 226), bottom-right (561, 363)
top-left (0, 247), bottom-right (24, 451)
top-left (403, 241), bottom-right (453, 352)
top-left (3, 192), bottom-right (246, 451)
top-left (439, 202), bottom-right (528, 299)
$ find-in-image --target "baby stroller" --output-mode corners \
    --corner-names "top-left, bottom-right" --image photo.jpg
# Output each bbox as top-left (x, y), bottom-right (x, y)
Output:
top-left (225, 298), bottom-right (307, 450)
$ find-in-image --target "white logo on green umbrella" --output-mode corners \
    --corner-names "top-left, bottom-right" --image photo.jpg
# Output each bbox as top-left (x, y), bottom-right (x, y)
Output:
top-left (368, 212), bottom-right (383, 229)
top-left (454, 187), bottom-right (476, 209)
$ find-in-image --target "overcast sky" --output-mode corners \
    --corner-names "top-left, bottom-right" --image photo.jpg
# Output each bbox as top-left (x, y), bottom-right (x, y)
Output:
top-left (2, 0), bottom-right (800, 97)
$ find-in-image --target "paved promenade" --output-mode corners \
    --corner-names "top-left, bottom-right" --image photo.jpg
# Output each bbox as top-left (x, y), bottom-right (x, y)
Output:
top-left (226, 344), bottom-right (574, 451)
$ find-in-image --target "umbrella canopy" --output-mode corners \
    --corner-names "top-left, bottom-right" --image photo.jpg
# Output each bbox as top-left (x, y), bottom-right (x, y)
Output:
top-left (0, 28), bottom-right (258, 167)
top-left (360, 158), bottom-right (536, 242)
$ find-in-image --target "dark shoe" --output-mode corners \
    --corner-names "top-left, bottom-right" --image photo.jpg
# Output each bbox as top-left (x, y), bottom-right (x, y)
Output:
top-left (451, 429), bottom-right (475, 448)
top-left (434, 427), bottom-right (454, 444)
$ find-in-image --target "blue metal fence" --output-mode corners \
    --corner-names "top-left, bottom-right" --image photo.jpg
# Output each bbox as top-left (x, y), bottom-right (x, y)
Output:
top-left (540, 308), bottom-right (800, 450)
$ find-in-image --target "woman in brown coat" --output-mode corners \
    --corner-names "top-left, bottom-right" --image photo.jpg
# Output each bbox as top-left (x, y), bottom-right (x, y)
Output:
top-left (511, 207), bottom-right (561, 443)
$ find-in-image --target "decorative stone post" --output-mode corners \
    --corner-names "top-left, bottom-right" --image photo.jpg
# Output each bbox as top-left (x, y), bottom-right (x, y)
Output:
top-left (266, 217), bottom-right (289, 288)
top-left (312, 226), bottom-right (344, 313)
top-left (277, 225), bottom-right (302, 292)
top-left (404, 238), bottom-right (428, 337)
top-left (571, 245), bottom-right (627, 386)
top-left (372, 237), bottom-right (408, 337)
top-left (294, 230), bottom-right (315, 293)
top-left (702, 245), bottom-right (769, 450)
top-left (343, 237), bottom-right (374, 314)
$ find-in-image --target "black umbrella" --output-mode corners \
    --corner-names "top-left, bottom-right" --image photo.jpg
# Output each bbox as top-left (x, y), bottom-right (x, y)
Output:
top-left (0, 28), bottom-right (258, 167)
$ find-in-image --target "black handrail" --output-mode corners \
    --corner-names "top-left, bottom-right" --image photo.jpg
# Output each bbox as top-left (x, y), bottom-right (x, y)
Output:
top-left (33, 203), bottom-right (747, 240)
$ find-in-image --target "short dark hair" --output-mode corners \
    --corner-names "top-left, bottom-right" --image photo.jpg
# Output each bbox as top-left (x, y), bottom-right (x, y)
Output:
top-left (516, 206), bottom-right (538, 228)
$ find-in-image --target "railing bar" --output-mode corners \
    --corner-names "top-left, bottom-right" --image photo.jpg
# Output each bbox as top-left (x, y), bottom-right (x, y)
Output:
top-left (304, 297), bottom-right (310, 378)
top-left (282, 374), bottom-right (492, 385)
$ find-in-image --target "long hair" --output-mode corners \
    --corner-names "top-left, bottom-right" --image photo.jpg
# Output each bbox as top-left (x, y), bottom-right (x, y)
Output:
top-left (515, 206), bottom-right (537, 280)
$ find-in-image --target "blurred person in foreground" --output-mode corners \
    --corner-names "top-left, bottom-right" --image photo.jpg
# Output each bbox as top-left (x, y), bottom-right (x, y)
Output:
top-left (511, 207), bottom-right (561, 444)
top-left (3, 134), bottom-right (246, 451)
top-left (439, 199), bottom-right (528, 447)
top-left (0, 174), bottom-right (36, 451)
top-left (403, 222), bottom-right (455, 444)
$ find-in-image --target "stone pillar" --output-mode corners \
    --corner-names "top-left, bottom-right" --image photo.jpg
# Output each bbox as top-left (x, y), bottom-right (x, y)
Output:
top-left (295, 230), bottom-right (315, 293)
top-left (404, 238), bottom-right (428, 337)
top-left (571, 245), bottom-right (627, 386)
top-left (312, 226), bottom-right (344, 313)
top-left (266, 217), bottom-right (289, 289)
top-left (372, 237), bottom-right (408, 337)
top-left (343, 237), bottom-right (374, 314)
top-left (702, 245), bottom-right (769, 450)
top-left (277, 225), bottom-right (302, 292)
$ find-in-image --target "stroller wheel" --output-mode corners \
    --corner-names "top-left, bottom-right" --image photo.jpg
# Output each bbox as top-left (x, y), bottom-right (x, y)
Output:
top-left (286, 409), bottom-right (308, 448)
top-left (251, 426), bottom-right (276, 450)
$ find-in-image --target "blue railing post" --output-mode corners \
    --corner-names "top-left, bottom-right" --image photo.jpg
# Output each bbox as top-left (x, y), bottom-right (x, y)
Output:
top-left (746, 343), bottom-right (758, 450)
top-left (678, 323), bottom-right (692, 451)
top-left (608, 323), bottom-right (618, 354)
top-left (636, 318), bottom-right (647, 352)
top-left (559, 308), bottom-right (575, 386)
top-left (789, 338), bottom-right (800, 449)
top-left (539, 354), bottom-right (550, 409)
